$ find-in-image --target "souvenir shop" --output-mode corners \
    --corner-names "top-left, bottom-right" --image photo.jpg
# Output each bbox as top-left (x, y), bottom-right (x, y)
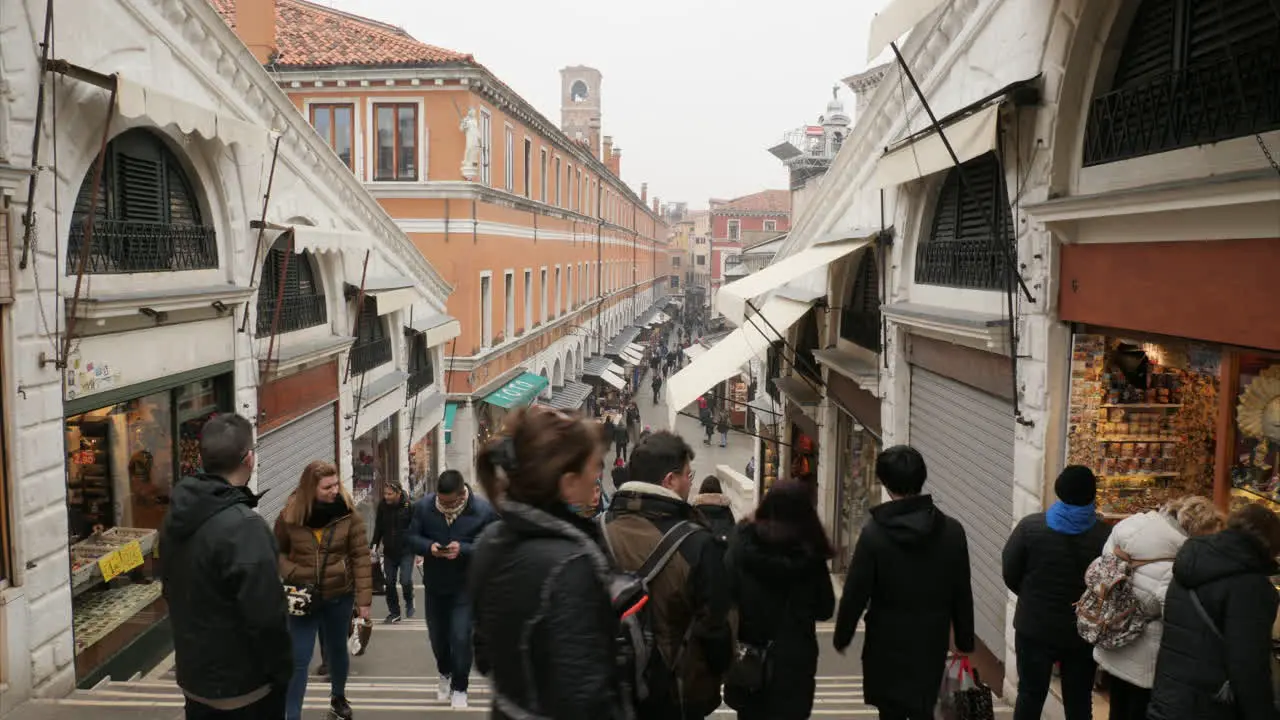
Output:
top-left (1059, 237), bottom-right (1280, 520)
top-left (475, 371), bottom-right (549, 444)
top-left (408, 430), bottom-right (439, 497)
top-left (827, 373), bottom-right (882, 573)
top-left (63, 363), bottom-right (233, 685)
top-left (352, 414), bottom-right (398, 512)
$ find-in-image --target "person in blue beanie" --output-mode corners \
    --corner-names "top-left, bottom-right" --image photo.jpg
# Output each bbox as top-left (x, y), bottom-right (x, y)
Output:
top-left (1002, 465), bottom-right (1112, 720)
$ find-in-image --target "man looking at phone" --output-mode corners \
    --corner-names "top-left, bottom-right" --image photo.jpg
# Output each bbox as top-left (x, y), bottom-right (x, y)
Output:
top-left (407, 469), bottom-right (498, 709)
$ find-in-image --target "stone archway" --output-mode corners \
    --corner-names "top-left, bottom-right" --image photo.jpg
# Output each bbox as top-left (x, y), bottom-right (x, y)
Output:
top-left (552, 357), bottom-right (563, 387)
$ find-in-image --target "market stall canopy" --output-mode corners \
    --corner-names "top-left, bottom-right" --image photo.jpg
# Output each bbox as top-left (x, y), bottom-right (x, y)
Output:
top-left (621, 348), bottom-right (645, 365)
top-left (684, 344), bottom-right (708, 362)
top-left (443, 402), bottom-right (458, 444)
top-left (347, 276), bottom-right (415, 316)
top-left (540, 380), bottom-right (593, 411)
top-left (866, 0), bottom-right (947, 63)
top-left (666, 295), bottom-right (813, 428)
top-left (287, 225), bottom-right (372, 255)
top-left (116, 74), bottom-right (270, 154)
top-left (598, 369), bottom-right (627, 390)
top-left (606, 326), bottom-right (642, 352)
top-left (480, 372), bottom-right (549, 409)
top-left (408, 312), bottom-right (462, 347)
top-left (869, 101), bottom-right (1002, 189)
top-left (627, 342), bottom-right (647, 355)
top-left (715, 233), bottom-right (876, 326)
top-left (584, 357), bottom-right (626, 379)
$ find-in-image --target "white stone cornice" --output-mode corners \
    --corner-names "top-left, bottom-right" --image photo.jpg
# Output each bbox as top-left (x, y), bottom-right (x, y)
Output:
top-left (1023, 168), bottom-right (1280, 225)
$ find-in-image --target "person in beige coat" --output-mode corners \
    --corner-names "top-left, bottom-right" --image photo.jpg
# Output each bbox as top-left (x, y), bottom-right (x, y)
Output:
top-left (1094, 496), bottom-right (1222, 720)
top-left (275, 460), bottom-right (373, 720)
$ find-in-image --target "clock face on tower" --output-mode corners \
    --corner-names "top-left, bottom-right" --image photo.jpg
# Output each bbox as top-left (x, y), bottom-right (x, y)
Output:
top-left (571, 80), bottom-right (589, 103)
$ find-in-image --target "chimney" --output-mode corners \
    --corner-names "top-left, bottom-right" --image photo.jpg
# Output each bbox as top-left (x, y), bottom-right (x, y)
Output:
top-left (588, 117), bottom-right (602, 160)
top-left (640, 183), bottom-right (648, 204)
top-left (610, 146), bottom-right (622, 177)
top-left (602, 136), bottom-right (613, 165)
top-left (236, 0), bottom-right (278, 64)
top-left (653, 196), bottom-right (660, 214)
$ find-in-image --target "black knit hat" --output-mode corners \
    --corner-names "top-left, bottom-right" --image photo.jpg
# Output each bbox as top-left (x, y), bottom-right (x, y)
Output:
top-left (1055, 465), bottom-right (1098, 507)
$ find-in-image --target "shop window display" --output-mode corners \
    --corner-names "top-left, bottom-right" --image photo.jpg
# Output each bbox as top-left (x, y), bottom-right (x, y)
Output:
top-left (64, 374), bottom-right (229, 682)
top-left (1231, 354), bottom-right (1280, 507)
top-left (1068, 335), bottom-right (1219, 517)
top-left (353, 414), bottom-right (399, 516)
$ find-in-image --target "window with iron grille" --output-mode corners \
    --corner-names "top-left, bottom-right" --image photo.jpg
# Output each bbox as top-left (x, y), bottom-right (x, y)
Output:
top-left (255, 233), bottom-right (327, 336)
top-left (351, 300), bottom-right (391, 373)
top-left (68, 128), bottom-right (217, 274)
top-left (840, 252), bottom-right (881, 351)
top-left (794, 311), bottom-right (822, 384)
top-left (406, 333), bottom-right (434, 396)
top-left (1083, 0), bottom-right (1280, 166)
top-left (914, 152), bottom-right (1013, 291)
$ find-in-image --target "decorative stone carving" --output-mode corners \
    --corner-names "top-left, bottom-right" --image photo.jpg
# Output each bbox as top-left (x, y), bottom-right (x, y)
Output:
top-left (460, 108), bottom-right (480, 180)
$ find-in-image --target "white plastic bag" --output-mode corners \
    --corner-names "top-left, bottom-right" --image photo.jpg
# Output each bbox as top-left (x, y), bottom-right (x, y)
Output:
top-left (348, 616), bottom-right (372, 656)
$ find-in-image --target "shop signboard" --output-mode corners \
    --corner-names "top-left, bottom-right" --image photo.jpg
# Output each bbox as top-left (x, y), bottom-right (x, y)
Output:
top-left (63, 317), bottom-right (235, 402)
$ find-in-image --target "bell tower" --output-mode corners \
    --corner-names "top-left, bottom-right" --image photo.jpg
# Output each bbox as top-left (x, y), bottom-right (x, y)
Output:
top-left (560, 66), bottom-right (602, 159)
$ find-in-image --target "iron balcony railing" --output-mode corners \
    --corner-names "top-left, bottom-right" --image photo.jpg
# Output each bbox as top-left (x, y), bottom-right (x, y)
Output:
top-left (1084, 47), bottom-right (1280, 167)
top-left (407, 366), bottom-right (435, 397)
top-left (66, 219), bottom-right (219, 274)
top-left (255, 293), bottom-right (327, 337)
top-left (350, 337), bottom-right (392, 374)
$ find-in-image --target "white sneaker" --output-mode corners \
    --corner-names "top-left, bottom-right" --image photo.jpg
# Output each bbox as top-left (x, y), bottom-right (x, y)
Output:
top-left (451, 691), bottom-right (468, 709)
top-left (436, 675), bottom-right (450, 701)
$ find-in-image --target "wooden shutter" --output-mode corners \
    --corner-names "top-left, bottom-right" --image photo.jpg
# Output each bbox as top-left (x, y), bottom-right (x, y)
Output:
top-left (916, 153), bottom-right (1013, 290)
top-left (1111, 0), bottom-right (1178, 89)
top-left (115, 152), bottom-right (165, 223)
top-left (166, 161), bottom-right (202, 225)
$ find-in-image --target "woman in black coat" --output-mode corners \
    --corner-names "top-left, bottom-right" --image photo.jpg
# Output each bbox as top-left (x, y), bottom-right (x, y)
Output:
top-left (724, 480), bottom-right (836, 720)
top-left (470, 407), bottom-right (627, 720)
top-left (1147, 503), bottom-right (1280, 720)
top-left (692, 476), bottom-right (736, 545)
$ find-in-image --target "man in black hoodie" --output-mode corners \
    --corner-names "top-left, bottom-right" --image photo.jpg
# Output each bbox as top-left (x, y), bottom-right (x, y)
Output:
top-left (160, 413), bottom-right (292, 719)
top-left (834, 445), bottom-right (975, 720)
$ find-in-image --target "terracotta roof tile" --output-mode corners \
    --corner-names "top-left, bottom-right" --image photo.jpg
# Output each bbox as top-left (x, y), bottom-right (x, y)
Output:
top-left (208, 0), bottom-right (473, 69)
top-left (716, 189), bottom-right (791, 215)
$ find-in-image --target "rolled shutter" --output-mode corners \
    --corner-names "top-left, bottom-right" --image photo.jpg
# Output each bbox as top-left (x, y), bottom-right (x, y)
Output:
top-left (256, 403), bottom-right (337, 527)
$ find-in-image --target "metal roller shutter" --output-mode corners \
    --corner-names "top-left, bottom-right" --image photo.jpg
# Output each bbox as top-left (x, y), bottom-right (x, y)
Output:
top-left (256, 403), bottom-right (337, 527)
top-left (908, 367), bottom-right (1014, 655)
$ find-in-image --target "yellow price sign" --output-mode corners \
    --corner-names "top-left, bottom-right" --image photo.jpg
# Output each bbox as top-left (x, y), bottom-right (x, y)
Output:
top-left (96, 541), bottom-right (145, 583)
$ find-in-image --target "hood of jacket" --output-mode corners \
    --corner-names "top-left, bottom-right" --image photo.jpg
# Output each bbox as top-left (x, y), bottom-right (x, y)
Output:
top-left (1172, 528), bottom-right (1279, 589)
top-left (735, 523), bottom-right (824, 581)
top-left (869, 494), bottom-right (944, 547)
top-left (165, 474), bottom-right (257, 540)
top-left (610, 481), bottom-right (693, 522)
top-left (692, 493), bottom-right (731, 508)
top-left (1111, 509), bottom-right (1187, 561)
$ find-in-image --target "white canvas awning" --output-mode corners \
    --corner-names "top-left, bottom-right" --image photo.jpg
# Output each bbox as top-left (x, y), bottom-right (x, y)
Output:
top-left (627, 342), bottom-right (647, 354)
top-left (665, 296), bottom-right (813, 428)
top-left (352, 277), bottom-right (416, 316)
top-left (866, 0), bottom-right (948, 63)
top-left (715, 234), bottom-right (875, 326)
top-left (409, 312), bottom-right (461, 347)
top-left (621, 348), bottom-right (645, 365)
top-left (116, 75), bottom-right (269, 154)
top-left (869, 102), bottom-right (1001, 189)
top-left (684, 344), bottom-right (707, 361)
top-left (289, 226), bottom-right (371, 255)
top-left (599, 369), bottom-right (626, 390)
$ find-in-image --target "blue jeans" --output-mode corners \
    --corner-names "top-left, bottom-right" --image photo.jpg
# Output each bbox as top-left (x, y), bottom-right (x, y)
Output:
top-left (286, 594), bottom-right (354, 720)
top-left (382, 553), bottom-right (415, 616)
top-left (424, 592), bottom-right (473, 692)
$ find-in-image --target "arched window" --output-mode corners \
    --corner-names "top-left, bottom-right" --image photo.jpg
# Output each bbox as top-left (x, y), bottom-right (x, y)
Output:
top-left (1084, 0), bottom-right (1280, 165)
top-left (68, 128), bottom-right (217, 274)
top-left (840, 252), bottom-right (881, 351)
top-left (406, 333), bottom-right (434, 396)
top-left (914, 152), bottom-right (1014, 291)
top-left (351, 300), bottom-right (391, 373)
top-left (255, 233), bottom-right (327, 336)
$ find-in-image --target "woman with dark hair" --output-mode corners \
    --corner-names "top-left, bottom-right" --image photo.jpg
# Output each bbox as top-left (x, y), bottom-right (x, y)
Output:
top-left (1147, 503), bottom-right (1280, 720)
top-left (275, 461), bottom-right (372, 720)
top-left (693, 475), bottom-right (736, 545)
top-left (724, 480), bottom-right (836, 719)
top-left (469, 406), bottom-right (628, 720)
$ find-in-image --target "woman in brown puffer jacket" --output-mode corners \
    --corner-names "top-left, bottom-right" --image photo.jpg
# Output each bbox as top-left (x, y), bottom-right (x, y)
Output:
top-left (274, 460), bottom-right (373, 720)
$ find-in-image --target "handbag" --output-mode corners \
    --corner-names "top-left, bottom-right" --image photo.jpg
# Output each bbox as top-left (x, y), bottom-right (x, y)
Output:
top-left (936, 656), bottom-right (995, 720)
top-left (283, 526), bottom-right (336, 617)
top-left (1188, 589), bottom-right (1237, 705)
top-left (725, 595), bottom-right (789, 697)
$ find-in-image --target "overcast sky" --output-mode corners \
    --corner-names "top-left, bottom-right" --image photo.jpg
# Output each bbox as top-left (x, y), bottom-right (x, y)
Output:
top-left (324, 0), bottom-right (888, 209)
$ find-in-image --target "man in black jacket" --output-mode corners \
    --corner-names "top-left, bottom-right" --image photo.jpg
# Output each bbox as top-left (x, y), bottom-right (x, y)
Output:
top-left (160, 413), bottom-right (291, 719)
top-left (1001, 465), bottom-right (1111, 720)
top-left (834, 445), bottom-right (975, 720)
top-left (602, 431), bottom-right (733, 719)
top-left (372, 480), bottom-right (416, 623)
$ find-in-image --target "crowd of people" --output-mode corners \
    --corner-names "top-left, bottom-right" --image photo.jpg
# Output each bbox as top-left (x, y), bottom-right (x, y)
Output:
top-left (156, 402), bottom-right (1280, 720)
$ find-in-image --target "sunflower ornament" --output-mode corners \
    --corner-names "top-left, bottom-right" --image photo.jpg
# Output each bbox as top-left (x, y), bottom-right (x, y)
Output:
top-left (1237, 365), bottom-right (1280, 441)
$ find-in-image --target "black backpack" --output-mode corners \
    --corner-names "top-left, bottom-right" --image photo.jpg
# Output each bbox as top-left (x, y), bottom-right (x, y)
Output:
top-left (597, 515), bottom-right (700, 708)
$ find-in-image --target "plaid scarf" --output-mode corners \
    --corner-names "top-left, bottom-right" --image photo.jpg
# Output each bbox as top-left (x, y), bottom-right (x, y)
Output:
top-left (436, 486), bottom-right (469, 526)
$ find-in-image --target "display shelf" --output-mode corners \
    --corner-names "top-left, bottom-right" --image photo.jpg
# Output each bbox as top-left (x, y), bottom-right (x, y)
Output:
top-left (70, 529), bottom-right (157, 597)
top-left (1100, 472), bottom-right (1179, 480)
top-left (1232, 486), bottom-right (1280, 508)
top-left (1097, 437), bottom-right (1179, 443)
top-left (1100, 403), bottom-right (1183, 409)
top-left (73, 581), bottom-right (164, 653)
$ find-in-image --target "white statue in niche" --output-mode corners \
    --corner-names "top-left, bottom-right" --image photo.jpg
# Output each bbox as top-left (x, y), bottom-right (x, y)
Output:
top-left (460, 108), bottom-right (481, 180)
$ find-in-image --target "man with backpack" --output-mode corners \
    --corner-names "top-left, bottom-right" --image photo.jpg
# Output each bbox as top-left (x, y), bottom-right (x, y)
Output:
top-left (1001, 465), bottom-right (1111, 720)
top-left (598, 431), bottom-right (733, 719)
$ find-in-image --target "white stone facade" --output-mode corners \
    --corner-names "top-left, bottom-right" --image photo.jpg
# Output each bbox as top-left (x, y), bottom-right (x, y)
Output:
top-left (0, 0), bottom-right (455, 705)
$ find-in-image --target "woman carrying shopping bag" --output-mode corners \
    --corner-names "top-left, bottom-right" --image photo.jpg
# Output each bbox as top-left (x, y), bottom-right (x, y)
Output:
top-left (275, 460), bottom-right (373, 720)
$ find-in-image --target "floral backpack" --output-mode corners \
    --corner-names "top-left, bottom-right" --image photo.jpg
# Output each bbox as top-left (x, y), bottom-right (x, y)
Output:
top-left (1075, 548), bottom-right (1172, 650)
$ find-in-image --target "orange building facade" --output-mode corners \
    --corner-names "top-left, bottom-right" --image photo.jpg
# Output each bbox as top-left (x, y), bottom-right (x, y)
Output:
top-left (216, 0), bottom-right (670, 472)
